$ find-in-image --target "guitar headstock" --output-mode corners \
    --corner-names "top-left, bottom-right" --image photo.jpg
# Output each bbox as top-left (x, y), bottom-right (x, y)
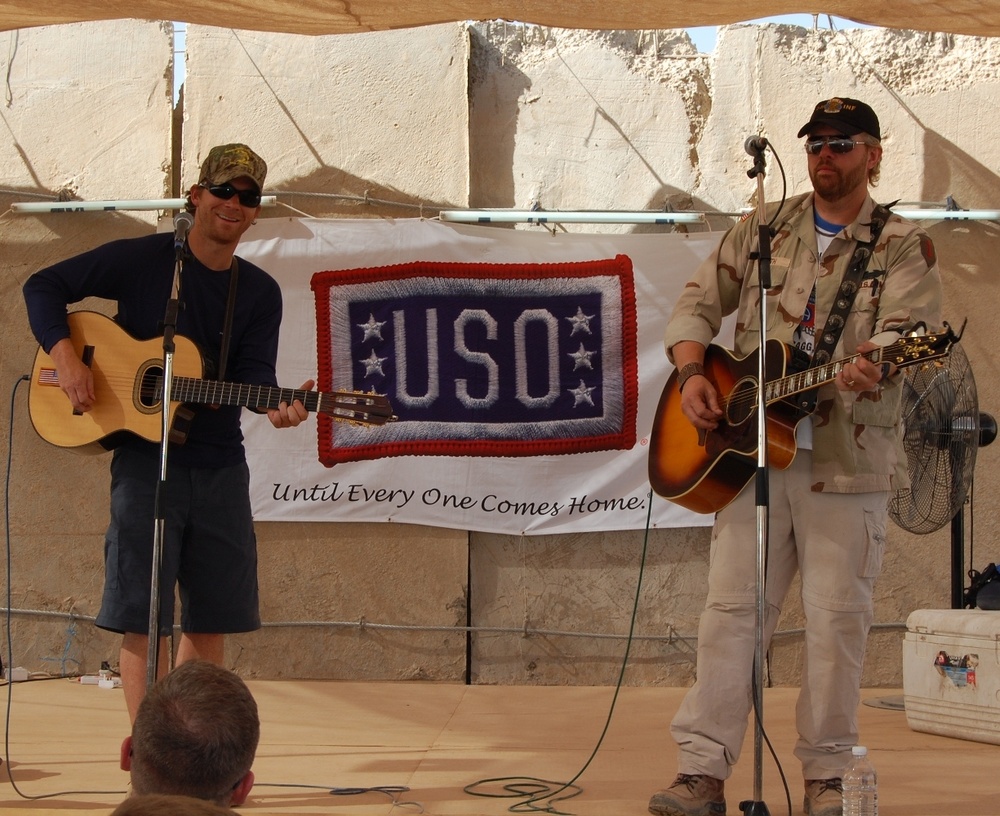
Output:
top-left (322, 391), bottom-right (397, 426)
top-left (882, 321), bottom-right (962, 369)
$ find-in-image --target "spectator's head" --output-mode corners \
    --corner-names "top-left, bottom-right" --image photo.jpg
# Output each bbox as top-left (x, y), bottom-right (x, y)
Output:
top-left (111, 793), bottom-right (235, 816)
top-left (120, 661), bottom-right (260, 806)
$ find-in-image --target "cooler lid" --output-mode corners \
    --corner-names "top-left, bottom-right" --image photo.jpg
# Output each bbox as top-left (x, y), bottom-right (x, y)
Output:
top-left (906, 608), bottom-right (1000, 640)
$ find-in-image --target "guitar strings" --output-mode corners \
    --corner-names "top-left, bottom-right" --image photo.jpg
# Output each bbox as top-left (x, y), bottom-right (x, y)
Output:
top-left (33, 368), bottom-right (387, 417)
top-left (710, 352), bottom-right (869, 422)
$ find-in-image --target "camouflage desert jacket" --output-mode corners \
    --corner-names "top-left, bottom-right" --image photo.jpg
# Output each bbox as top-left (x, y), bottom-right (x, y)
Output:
top-left (662, 191), bottom-right (943, 493)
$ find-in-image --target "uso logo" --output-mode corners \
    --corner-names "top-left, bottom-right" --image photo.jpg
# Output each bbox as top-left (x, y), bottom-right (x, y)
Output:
top-left (310, 256), bottom-right (638, 466)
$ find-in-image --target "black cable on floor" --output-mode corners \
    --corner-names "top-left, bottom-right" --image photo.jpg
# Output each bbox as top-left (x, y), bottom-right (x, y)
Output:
top-left (252, 781), bottom-right (424, 811)
top-left (3, 373), bottom-right (127, 800)
top-left (463, 490), bottom-right (655, 815)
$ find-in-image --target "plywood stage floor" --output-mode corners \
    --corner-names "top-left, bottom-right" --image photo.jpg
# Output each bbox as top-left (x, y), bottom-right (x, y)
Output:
top-left (1, 679), bottom-right (997, 815)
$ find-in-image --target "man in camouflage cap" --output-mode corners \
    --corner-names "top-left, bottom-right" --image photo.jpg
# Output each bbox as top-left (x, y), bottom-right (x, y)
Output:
top-left (185, 143), bottom-right (270, 253)
top-left (648, 98), bottom-right (942, 816)
top-left (199, 143), bottom-right (268, 191)
top-left (23, 143), bottom-right (313, 724)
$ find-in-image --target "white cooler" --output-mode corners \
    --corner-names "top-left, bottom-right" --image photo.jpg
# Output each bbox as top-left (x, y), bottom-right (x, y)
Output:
top-left (903, 608), bottom-right (1000, 745)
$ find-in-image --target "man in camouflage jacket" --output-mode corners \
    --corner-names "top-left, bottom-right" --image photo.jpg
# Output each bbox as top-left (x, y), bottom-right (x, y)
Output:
top-left (649, 98), bottom-right (942, 816)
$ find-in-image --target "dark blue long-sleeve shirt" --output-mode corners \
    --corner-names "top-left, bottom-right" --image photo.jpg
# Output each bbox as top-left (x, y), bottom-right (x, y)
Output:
top-left (23, 232), bottom-right (283, 468)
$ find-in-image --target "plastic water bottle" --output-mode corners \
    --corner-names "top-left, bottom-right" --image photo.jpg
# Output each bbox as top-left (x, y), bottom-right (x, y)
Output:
top-left (842, 745), bottom-right (878, 816)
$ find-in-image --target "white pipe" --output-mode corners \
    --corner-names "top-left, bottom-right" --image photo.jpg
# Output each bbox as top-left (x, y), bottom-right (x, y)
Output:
top-left (439, 209), bottom-right (704, 224)
top-left (892, 209), bottom-right (1000, 221)
top-left (11, 196), bottom-right (278, 213)
top-left (443, 208), bottom-right (1000, 224)
top-left (11, 201), bottom-right (998, 222)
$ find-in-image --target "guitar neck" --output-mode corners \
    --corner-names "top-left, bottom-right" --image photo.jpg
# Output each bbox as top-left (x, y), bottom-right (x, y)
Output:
top-left (766, 348), bottom-right (881, 404)
top-left (163, 376), bottom-right (395, 426)
top-left (172, 377), bottom-right (322, 412)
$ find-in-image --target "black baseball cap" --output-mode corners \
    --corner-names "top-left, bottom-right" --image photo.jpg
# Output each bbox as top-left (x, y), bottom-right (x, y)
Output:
top-left (797, 97), bottom-right (881, 140)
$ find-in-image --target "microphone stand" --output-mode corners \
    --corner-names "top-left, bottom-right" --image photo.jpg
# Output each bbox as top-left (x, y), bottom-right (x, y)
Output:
top-left (740, 140), bottom-right (772, 816)
top-left (145, 229), bottom-right (186, 690)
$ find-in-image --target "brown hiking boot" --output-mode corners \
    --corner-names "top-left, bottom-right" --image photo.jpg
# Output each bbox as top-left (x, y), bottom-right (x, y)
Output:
top-left (804, 778), bottom-right (843, 816)
top-left (649, 774), bottom-right (726, 816)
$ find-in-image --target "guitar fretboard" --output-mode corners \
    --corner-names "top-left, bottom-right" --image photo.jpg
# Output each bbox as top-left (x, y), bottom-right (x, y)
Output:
top-left (765, 349), bottom-right (880, 403)
top-left (151, 376), bottom-right (392, 424)
top-left (170, 377), bottom-right (322, 412)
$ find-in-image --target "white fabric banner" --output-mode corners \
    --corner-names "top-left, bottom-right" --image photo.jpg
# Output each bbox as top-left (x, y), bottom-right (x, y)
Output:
top-left (238, 218), bottom-right (724, 534)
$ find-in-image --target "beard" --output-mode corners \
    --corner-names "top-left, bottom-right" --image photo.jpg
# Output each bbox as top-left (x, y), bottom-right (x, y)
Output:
top-left (810, 157), bottom-right (869, 204)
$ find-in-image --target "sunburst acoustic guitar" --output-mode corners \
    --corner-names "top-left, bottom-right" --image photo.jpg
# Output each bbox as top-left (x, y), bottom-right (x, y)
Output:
top-left (647, 326), bottom-right (959, 515)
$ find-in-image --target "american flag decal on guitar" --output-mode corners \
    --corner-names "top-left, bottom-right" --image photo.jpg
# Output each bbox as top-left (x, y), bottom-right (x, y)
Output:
top-left (36, 368), bottom-right (60, 386)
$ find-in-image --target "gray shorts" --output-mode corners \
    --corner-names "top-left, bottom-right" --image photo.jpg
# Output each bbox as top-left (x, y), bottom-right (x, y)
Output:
top-left (95, 447), bottom-right (261, 637)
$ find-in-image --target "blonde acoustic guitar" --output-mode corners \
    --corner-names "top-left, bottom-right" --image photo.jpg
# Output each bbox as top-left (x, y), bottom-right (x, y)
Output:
top-left (29, 310), bottom-right (395, 453)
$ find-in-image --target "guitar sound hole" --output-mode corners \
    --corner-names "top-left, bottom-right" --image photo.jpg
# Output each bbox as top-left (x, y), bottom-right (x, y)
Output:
top-left (136, 363), bottom-right (164, 411)
top-left (726, 376), bottom-right (758, 426)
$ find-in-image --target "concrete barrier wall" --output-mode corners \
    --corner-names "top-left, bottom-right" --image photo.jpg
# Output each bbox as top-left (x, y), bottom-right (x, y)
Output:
top-left (2, 19), bottom-right (998, 687)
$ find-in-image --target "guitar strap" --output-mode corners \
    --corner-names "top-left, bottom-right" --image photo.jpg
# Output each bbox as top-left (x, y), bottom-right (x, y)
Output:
top-left (168, 257), bottom-right (239, 445)
top-left (215, 257), bottom-right (239, 381)
top-left (794, 202), bottom-right (892, 413)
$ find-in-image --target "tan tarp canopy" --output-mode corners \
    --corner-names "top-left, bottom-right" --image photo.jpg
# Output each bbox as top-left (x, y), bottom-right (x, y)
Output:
top-left (0, 1), bottom-right (996, 38)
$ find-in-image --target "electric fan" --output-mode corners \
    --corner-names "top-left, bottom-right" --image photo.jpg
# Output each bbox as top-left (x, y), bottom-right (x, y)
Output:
top-left (888, 342), bottom-right (996, 604)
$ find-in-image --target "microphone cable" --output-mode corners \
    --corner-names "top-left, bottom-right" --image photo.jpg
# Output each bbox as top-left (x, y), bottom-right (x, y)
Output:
top-left (3, 373), bottom-right (126, 800)
top-left (462, 489), bottom-right (655, 815)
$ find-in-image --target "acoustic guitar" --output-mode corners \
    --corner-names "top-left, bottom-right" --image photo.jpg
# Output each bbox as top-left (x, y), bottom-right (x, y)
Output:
top-left (647, 326), bottom-right (959, 514)
top-left (29, 310), bottom-right (395, 453)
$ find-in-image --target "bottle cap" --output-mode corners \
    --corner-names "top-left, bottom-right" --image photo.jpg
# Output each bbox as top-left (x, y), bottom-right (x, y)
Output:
top-left (852, 745), bottom-right (868, 756)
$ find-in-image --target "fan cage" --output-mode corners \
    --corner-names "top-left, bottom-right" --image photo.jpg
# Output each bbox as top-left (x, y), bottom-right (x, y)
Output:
top-left (888, 343), bottom-right (979, 535)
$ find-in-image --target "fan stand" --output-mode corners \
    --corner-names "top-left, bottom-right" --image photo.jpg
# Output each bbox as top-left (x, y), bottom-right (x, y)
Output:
top-left (950, 414), bottom-right (997, 608)
top-left (951, 510), bottom-right (968, 608)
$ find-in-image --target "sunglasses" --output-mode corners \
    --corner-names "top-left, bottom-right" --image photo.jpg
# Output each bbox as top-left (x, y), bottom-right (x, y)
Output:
top-left (804, 136), bottom-right (867, 155)
top-left (200, 182), bottom-right (262, 207)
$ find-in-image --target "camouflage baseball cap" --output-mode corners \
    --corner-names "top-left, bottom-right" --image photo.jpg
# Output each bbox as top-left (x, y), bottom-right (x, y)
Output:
top-left (198, 143), bottom-right (267, 190)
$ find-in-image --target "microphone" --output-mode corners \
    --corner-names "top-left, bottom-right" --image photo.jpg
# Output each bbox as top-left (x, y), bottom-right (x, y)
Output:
top-left (744, 135), bottom-right (768, 155)
top-left (173, 211), bottom-right (194, 250)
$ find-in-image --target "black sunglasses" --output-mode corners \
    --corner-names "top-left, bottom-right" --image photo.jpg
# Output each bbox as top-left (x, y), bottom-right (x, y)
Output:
top-left (200, 182), bottom-right (262, 207)
top-left (804, 136), bottom-right (867, 155)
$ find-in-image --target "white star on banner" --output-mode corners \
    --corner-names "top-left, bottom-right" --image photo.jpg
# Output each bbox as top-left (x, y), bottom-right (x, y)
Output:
top-left (569, 343), bottom-right (597, 370)
top-left (569, 380), bottom-right (597, 407)
top-left (360, 349), bottom-right (388, 377)
top-left (358, 313), bottom-right (387, 342)
top-left (565, 306), bottom-right (595, 336)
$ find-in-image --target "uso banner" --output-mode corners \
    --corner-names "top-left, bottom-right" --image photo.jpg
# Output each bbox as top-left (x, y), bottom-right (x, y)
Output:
top-left (238, 218), bottom-right (724, 534)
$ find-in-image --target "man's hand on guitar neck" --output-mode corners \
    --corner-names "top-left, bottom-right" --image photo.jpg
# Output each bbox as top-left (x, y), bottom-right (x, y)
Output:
top-left (49, 337), bottom-right (96, 413)
top-left (671, 341), bottom-right (724, 431)
top-left (267, 379), bottom-right (315, 429)
top-left (837, 339), bottom-right (889, 393)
